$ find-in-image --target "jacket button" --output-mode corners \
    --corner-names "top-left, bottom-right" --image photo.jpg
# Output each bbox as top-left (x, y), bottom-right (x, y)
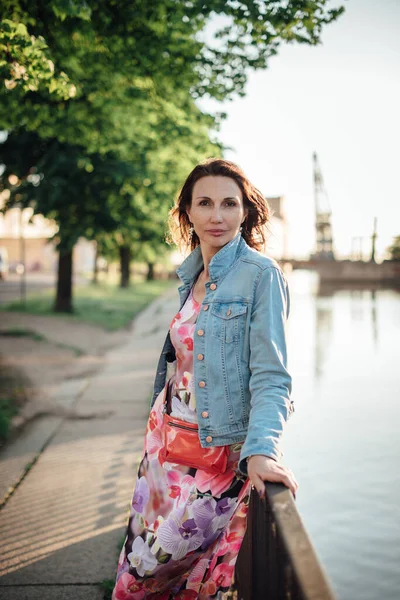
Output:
top-left (206, 435), bottom-right (213, 443)
top-left (203, 304), bottom-right (209, 311)
top-left (198, 380), bottom-right (206, 388)
top-left (226, 308), bottom-right (231, 316)
top-left (210, 283), bottom-right (217, 290)
top-left (197, 353), bottom-right (204, 360)
top-left (201, 411), bottom-right (209, 418)
top-left (197, 329), bottom-right (204, 336)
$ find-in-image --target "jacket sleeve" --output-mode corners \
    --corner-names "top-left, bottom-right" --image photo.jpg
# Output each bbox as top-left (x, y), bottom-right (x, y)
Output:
top-left (238, 266), bottom-right (293, 476)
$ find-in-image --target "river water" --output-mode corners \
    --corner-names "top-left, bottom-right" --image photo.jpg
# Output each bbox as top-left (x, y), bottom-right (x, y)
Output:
top-left (282, 270), bottom-right (400, 600)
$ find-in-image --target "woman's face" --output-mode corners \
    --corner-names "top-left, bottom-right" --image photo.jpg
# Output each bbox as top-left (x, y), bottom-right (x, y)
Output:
top-left (187, 176), bottom-right (248, 251)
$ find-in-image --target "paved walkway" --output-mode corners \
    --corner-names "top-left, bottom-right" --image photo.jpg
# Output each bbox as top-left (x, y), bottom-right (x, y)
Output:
top-left (0, 286), bottom-right (179, 599)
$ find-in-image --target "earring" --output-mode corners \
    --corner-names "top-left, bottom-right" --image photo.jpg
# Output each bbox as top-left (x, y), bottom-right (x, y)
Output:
top-left (188, 224), bottom-right (194, 241)
top-left (239, 226), bottom-right (243, 233)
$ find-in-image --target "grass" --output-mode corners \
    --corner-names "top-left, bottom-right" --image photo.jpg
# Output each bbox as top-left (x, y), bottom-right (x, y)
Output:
top-left (99, 578), bottom-right (115, 600)
top-left (0, 395), bottom-right (19, 445)
top-left (0, 278), bottom-right (175, 331)
top-left (99, 533), bottom-right (127, 599)
top-left (0, 362), bottom-right (29, 447)
top-left (0, 327), bottom-right (84, 356)
top-left (0, 327), bottom-right (45, 342)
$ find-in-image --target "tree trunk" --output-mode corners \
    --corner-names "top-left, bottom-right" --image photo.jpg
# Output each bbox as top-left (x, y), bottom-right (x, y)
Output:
top-left (54, 248), bottom-right (73, 312)
top-left (147, 261), bottom-right (155, 281)
top-left (119, 245), bottom-right (131, 288)
top-left (92, 241), bottom-right (99, 284)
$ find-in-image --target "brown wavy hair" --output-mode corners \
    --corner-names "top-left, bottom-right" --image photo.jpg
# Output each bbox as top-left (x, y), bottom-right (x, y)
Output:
top-left (167, 158), bottom-right (271, 253)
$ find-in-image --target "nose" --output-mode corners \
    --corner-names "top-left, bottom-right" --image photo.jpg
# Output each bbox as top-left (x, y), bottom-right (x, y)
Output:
top-left (210, 205), bottom-right (223, 222)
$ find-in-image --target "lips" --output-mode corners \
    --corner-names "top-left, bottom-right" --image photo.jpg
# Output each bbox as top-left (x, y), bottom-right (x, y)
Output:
top-left (207, 230), bottom-right (226, 233)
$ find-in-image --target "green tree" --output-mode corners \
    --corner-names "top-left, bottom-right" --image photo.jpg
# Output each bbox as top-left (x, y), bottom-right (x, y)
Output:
top-left (0, 1), bottom-right (345, 308)
top-left (0, 130), bottom-right (135, 311)
top-left (387, 236), bottom-right (400, 261)
top-left (1, 2), bottom-right (345, 112)
top-left (109, 121), bottom-right (221, 288)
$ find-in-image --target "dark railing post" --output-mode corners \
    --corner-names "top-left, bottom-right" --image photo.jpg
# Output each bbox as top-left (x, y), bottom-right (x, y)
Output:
top-left (235, 483), bottom-right (337, 600)
top-left (234, 489), bottom-right (253, 599)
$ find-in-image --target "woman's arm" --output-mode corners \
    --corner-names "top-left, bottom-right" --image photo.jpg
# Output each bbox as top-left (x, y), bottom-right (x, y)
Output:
top-left (239, 266), bottom-right (293, 476)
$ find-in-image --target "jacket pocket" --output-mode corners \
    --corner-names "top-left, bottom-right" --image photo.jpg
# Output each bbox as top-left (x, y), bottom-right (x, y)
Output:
top-left (211, 302), bottom-right (248, 343)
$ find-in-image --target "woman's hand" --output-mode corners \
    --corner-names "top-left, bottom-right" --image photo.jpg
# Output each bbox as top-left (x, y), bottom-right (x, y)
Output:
top-left (247, 455), bottom-right (299, 499)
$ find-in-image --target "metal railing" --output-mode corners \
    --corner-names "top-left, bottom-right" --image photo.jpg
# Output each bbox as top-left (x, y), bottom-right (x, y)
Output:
top-left (234, 482), bottom-right (336, 600)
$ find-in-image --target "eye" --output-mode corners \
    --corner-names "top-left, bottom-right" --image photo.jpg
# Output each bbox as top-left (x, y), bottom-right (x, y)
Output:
top-left (226, 201), bottom-right (237, 207)
top-left (199, 199), bottom-right (209, 205)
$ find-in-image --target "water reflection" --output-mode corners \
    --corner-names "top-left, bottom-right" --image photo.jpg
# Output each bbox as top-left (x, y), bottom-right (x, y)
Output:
top-left (284, 270), bottom-right (400, 600)
top-left (371, 290), bottom-right (378, 347)
top-left (315, 302), bottom-right (333, 380)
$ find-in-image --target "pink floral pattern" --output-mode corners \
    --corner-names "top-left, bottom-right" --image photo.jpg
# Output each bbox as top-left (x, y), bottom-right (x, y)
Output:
top-left (169, 287), bottom-right (200, 421)
top-left (112, 286), bottom-right (251, 599)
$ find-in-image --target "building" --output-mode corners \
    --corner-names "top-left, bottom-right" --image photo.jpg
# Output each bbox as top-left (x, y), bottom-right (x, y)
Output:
top-left (265, 196), bottom-right (288, 260)
top-left (0, 194), bottom-right (95, 273)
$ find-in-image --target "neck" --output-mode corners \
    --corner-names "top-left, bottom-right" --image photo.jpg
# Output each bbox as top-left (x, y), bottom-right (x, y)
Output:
top-left (199, 242), bottom-right (221, 278)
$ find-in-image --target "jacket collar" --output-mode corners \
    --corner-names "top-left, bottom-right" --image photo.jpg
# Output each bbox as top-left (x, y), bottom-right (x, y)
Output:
top-left (176, 231), bottom-right (246, 285)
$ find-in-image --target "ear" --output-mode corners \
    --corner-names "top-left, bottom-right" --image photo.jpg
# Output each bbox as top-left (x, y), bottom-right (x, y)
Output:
top-left (186, 209), bottom-right (191, 222)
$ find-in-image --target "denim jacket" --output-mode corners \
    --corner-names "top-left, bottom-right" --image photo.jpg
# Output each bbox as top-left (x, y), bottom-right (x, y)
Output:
top-left (150, 230), bottom-right (294, 476)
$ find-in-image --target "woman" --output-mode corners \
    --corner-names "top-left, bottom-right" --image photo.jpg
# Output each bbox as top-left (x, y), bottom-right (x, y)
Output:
top-left (112, 158), bottom-right (298, 599)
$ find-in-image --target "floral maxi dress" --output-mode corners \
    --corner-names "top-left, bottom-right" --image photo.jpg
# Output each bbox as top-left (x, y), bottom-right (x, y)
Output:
top-left (112, 286), bottom-right (251, 600)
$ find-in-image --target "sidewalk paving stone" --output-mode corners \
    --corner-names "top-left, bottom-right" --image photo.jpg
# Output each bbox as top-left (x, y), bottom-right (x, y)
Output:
top-left (0, 416), bottom-right (62, 505)
top-left (0, 585), bottom-right (104, 599)
top-left (0, 286), bottom-right (179, 595)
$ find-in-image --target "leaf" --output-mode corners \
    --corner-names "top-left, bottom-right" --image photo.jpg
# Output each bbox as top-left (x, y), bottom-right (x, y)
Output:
top-left (156, 550), bottom-right (171, 564)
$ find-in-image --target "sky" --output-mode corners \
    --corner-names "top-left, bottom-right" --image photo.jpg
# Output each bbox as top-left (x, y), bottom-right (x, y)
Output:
top-left (197, 0), bottom-right (400, 260)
